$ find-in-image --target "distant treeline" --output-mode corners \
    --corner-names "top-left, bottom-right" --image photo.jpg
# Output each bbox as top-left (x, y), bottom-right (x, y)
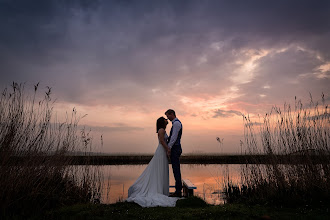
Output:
top-left (6, 154), bottom-right (330, 165)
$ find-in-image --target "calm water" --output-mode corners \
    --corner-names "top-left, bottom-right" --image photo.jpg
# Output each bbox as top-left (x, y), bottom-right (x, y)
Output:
top-left (98, 164), bottom-right (242, 205)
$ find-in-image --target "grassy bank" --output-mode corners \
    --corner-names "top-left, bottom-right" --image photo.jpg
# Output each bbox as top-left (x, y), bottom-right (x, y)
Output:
top-left (31, 197), bottom-right (330, 220)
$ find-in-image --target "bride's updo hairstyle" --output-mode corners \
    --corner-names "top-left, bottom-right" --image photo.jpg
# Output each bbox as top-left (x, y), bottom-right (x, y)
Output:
top-left (156, 117), bottom-right (166, 133)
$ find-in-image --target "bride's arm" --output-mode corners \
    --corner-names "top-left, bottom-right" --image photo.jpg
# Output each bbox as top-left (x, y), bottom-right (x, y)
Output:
top-left (158, 128), bottom-right (169, 151)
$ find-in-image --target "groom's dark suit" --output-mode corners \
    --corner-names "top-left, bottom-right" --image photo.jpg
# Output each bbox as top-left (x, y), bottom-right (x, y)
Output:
top-left (167, 118), bottom-right (182, 195)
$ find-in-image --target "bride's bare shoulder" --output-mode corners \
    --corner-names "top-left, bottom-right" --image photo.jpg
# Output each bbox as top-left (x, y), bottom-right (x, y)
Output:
top-left (158, 128), bottom-right (165, 134)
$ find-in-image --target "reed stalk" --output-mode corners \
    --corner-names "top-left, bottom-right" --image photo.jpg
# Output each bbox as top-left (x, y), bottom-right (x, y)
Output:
top-left (0, 82), bottom-right (103, 217)
top-left (224, 94), bottom-right (330, 206)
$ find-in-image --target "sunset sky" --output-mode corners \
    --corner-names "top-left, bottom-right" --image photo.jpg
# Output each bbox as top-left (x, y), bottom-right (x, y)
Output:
top-left (1, 0), bottom-right (329, 154)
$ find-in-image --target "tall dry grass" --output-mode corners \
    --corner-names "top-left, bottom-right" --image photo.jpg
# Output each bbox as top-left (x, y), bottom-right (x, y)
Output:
top-left (224, 94), bottom-right (330, 206)
top-left (0, 82), bottom-right (102, 217)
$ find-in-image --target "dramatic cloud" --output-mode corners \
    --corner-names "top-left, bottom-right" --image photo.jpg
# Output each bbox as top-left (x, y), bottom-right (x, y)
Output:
top-left (1, 0), bottom-right (329, 153)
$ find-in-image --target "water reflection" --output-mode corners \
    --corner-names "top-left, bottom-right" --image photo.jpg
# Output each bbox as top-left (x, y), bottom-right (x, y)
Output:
top-left (99, 164), bottom-right (242, 205)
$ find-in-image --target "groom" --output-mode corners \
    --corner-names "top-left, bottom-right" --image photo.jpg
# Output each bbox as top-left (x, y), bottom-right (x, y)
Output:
top-left (165, 109), bottom-right (183, 197)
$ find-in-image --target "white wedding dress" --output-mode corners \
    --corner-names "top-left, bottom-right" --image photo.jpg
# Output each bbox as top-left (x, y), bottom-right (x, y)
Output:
top-left (126, 132), bottom-right (180, 207)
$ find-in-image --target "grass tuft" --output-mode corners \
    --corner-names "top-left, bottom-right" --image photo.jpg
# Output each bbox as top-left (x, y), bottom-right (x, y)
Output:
top-left (176, 196), bottom-right (209, 208)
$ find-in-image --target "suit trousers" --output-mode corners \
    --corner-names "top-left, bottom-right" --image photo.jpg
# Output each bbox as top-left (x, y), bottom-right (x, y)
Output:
top-left (171, 144), bottom-right (182, 194)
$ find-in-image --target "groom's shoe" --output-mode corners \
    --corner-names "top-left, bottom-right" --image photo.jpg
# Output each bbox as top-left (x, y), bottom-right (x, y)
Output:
top-left (169, 192), bottom-right (182, 198)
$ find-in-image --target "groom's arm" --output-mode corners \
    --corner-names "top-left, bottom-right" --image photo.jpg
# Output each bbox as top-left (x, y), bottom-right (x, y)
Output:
top-left (168, 121), bottom-right (181, 149)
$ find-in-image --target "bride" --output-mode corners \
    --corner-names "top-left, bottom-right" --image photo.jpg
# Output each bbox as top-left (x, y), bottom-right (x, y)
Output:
top-left (126, 117), bottom-right (180, 207)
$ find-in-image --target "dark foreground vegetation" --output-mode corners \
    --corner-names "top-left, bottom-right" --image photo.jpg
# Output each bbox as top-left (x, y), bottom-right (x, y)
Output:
top-left (0, 83), bottom-right (102, 218)
top-left (27, 197), bottom-right (330, 220)
top-left (224, 94), bottom-right (330, 207)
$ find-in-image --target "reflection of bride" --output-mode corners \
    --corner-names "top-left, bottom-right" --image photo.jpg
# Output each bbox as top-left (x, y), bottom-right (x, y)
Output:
top-left (126, 117), bottom-right (180, 207)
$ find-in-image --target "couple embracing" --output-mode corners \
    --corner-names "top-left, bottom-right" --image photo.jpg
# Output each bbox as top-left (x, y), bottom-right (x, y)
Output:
top-left (126, 109), bottom-right (183, 207)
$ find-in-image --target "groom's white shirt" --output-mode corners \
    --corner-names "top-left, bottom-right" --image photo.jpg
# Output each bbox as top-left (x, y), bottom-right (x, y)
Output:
top-left (168, 118), bottom-right (182, 149)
